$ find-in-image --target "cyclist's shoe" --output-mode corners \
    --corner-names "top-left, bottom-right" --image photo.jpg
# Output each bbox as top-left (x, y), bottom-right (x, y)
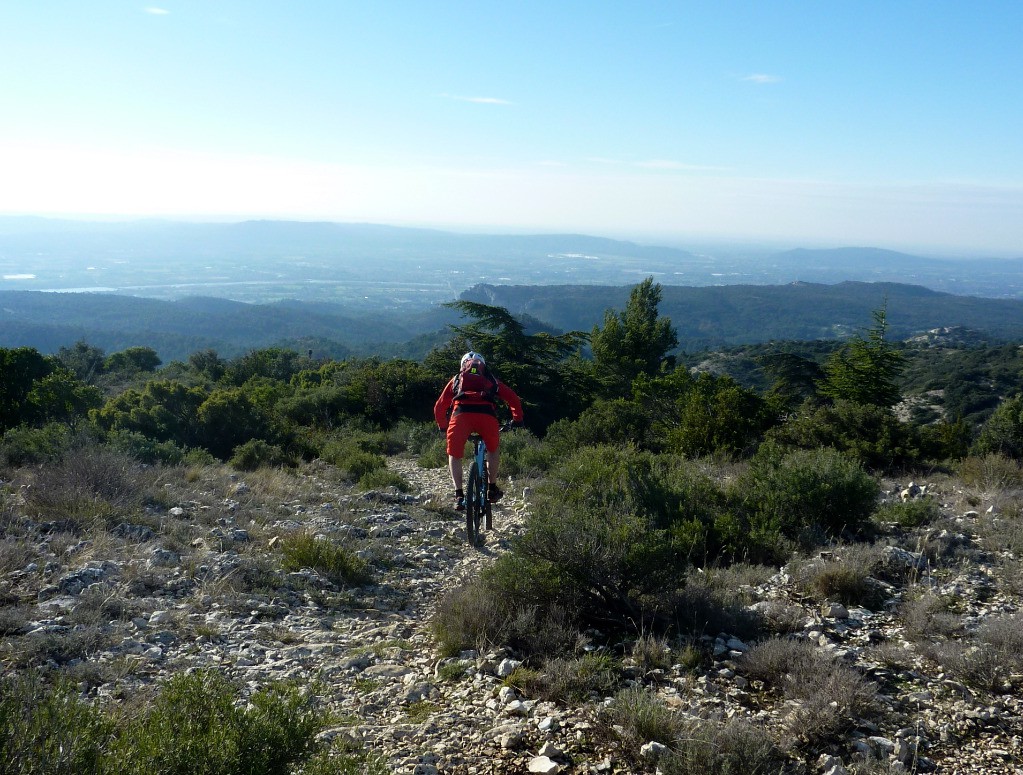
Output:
top-left (488, 483), bottom-right (503, 503)
top-left (454, 491), bottom-right (465, 511)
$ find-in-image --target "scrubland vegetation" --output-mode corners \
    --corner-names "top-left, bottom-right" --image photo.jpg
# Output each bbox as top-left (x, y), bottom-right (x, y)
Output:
top-left (2, 279), bottom-right (1023, 772)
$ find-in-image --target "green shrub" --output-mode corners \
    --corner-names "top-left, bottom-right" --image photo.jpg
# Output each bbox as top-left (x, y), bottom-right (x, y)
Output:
top-left (230, 439), bottom-right (293, 471)
top-left (321, 439), bottom-right (387, 481)
top-left (431, 575), bottom-right (579, 659)
top-left (676, 569), bottom-right (768, 641)
top-left (766, 399), bottom-right (923, 470)
top-left (0, 422), bottom-right (75, 466)
top-left (739, 443), bottom-right (879, 549)
top-left (183, 447), bottom-right (218, 467)
top-left (790, 544), bottom-right (887, 608)
top-left (514, 653), bottom-right (620, 703)
top-left (107, 429), bottom-right (188, 465)
top-left (356, 468), bottom-right (411, 492)
top-left (448, 446), bottom-right (753, 643)
top-left (279, 532), bottom-right (371, 586)
top-left (874, 498), bottom-right (940, 528)
top-left (0, 673), bottom-right (113, 774)
top-left (110, 670), bottom-right (323, 775)
top-left (923, 615), bottom-right (1023, 693)
top-left (386, 420), bottom-right (439, 456)
top-left (491, 427), bottom-right (545, 478)
top-left (972, 393), bottom-right (1023, 461)
top-left (296, 740), bottom-right (389, 775)
top-left (542, 399), bottom-right (651, 459)
top-left (415, 435), bottom-right (448, 469)
top-left (954, 453), bottom-right (1023, 491)
top-left (602, 687), bottom-right (684, 747)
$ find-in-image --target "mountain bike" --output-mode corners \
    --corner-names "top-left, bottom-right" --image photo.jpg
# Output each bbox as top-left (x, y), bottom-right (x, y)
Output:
top-left (464, 423), bottom-right (513, 547)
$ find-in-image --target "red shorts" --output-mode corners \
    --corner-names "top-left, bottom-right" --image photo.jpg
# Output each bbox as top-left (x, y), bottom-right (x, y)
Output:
top-left (446, 411), bottom-right (500, 457)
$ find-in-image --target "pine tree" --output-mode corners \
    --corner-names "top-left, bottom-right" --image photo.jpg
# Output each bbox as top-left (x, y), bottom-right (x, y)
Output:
top-left (818, 305), bottom-right (904, 408)
top-left (590, 277), bottom-right (678, 397)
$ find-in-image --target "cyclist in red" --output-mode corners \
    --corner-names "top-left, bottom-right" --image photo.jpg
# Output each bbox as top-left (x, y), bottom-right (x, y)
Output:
top-left (434, 351), bottom-right (524, 510)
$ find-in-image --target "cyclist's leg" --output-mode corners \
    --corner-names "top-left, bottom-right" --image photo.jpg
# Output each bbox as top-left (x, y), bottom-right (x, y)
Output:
top-left (446, 414), bottom-right (472, 496)
top-left (476, 416), bottom-right (501, 484)
top-left (448, 455), bottom-right (463, 491)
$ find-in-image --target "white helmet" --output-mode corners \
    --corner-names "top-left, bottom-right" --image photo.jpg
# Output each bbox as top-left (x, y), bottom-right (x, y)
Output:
top-left (460, 351), bottom-right (485, 366)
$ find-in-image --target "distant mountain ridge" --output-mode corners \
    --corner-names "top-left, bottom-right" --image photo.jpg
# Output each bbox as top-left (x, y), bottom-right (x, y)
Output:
top-left (460, 280), bottom-right (1023, 350)
top-left (2, 217), bottom-right (1020, 303)
top-left (3, 280), bottom-right (1023, 362)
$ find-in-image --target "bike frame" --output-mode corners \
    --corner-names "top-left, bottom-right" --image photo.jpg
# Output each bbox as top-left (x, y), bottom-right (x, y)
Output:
top-left (465, 433), bottom-right (492, 545)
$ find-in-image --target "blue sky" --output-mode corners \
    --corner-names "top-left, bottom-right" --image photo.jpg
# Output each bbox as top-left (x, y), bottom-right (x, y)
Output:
top-left (1, 2), bottom-right (1021, 255)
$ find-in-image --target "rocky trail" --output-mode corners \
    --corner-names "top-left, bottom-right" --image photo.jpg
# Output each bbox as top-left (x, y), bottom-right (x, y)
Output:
top-left (4, 453), bottom-right (1023, 774)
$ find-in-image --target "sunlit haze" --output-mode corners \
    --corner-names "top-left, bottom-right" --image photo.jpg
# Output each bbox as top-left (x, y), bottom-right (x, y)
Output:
top-left (2, 2), bottom-right (1021, 256)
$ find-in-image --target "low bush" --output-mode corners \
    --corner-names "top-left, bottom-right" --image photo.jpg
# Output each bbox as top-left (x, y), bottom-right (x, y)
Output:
top-left (0, 672), bottom-right (113, 774)
top-left (0, 422), bottom-right (75, 466)
top-left (296, 739), bottom-right (389, 775)
top-left (630, 633), bottom-right (673, 672)
top-left (109, 670), bottom-right (324, 775)
top-left (513, 653), bottom-right (620, 703)
top-left (23, 445), bottom-right (152, 528)
top-left (661, 717), bottom-right (782, 775)
top-left (790, 544), bottom-right (888, 608)
top-left (497, 446), bottom-right (708, 630)
top-left (431, 576), bottom-right (579, 659)
top-left (900, 592), bottom-right (963, 641)
top-left (741, 637), bottom-right (877, 749)
top-left (602, 687), bottom-right (684, 747)
top-left (954, 453), bottom-right (1023, 492)
top-left (602, 683), bottom-right (783, 772)
top-left (321, 441), bottom-right (387, 481)
top-left (415, 436), bottom-right (447, 469)
top-left (540, 399), bottom-right (652, 463)
top-left (673, 571), bottom-right (764, 641)
top-left (972, 393), bottom-right (1023, 461)
top-left (386, 420), bottom-right (440, 457)
top-left (230, 439), bottom-right (293, 471)
top-left (738, 443), bottom-right (880, 550)
top-left (279, 532), bottom-right (371, 586)
top-left (923, 612), bottom-right (1023, 692)
top-left (765, 399), bottom-right (923, 470)
top-left (357, 468), bottom-right (411, 492)
top-left (873, 498), bottom-right (940, 528)
top-left (7, 626), bottom-right (116, 669)
top-left (106, 428), bottom-right (188, 465)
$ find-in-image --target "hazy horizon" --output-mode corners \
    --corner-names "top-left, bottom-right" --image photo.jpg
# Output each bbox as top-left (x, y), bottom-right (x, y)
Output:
top-left (2, 4), bottom-right (1021, 257)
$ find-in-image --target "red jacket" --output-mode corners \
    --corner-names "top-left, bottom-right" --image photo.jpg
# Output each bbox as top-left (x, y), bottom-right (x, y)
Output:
top-left (434, 376), bottom-right (524, 428)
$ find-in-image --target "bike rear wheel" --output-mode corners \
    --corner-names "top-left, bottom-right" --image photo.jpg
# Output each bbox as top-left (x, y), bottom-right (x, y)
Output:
top-left (466, 462), bottom-right (482, 546)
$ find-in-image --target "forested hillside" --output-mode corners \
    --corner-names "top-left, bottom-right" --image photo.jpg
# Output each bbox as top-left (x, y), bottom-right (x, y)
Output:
top-left (3, 280), bottom-right (1023, 773)
top-left (4, 278), bottom-right (1023, 363)
top-left (463, 280), bottom-right (1023, 347)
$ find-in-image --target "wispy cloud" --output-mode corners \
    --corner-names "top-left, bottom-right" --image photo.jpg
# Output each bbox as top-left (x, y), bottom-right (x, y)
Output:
top-left (145, 7), bottom-right (170, 14)
top-left (439, 93), bottom-right (512, 105)
top-left (635, 159), bottom-right (723, 172)
top-left (743, 73), bottom-right (781, 84)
